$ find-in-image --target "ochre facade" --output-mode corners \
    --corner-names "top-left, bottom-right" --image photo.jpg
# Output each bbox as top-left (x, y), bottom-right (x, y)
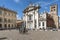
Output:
top-left (0, 7), bottom-right (17, 29)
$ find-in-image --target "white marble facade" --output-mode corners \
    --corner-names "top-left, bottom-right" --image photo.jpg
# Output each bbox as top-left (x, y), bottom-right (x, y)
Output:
top-left (39, 13), bottom-right (47, 29)
top-left (23, 4), bottom-right (47, 30)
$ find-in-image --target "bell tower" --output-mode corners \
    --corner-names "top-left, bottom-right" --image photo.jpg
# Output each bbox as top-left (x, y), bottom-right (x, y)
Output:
top-left (50, 4), bottom-right (59, 29)
top-left (50, 4), bottom-right (58, 16)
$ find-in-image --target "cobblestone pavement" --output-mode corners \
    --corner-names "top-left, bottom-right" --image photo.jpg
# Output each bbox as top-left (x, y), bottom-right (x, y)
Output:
top-left (0, 30), bottom-right (60, 40)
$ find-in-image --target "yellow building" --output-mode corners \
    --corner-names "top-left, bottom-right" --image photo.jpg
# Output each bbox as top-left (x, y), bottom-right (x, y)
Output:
top-left (0, 7), bottom-right (17, 29)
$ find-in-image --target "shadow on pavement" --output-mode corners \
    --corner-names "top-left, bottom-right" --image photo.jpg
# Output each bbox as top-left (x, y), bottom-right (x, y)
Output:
top-left (0, 37), bottom-right (7, 40)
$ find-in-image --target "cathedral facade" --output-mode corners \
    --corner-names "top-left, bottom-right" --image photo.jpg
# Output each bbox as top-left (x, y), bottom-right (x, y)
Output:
top-left (23, 4), bottom-right (59, 30)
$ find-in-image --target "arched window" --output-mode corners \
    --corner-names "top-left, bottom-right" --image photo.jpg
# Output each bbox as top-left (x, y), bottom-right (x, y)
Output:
top-left (4, 18), bottom-right (7, 22)
top-left (12, 24), bottom-right (13, 28)
top-left (4, 24), bottom-right (7, 28)
top-left (29, 15), bottom-right (32, 20)
top-left (0, 24), bottom-right (2, 28)
top-left (8, 24), bottom-right (10, 28)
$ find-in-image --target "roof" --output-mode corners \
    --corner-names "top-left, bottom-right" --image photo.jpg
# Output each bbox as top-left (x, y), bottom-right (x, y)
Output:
top-left (16, 20), bottom-right (24, 23)
top-left (23, 5), bottom-right (40, 13)
top-left (0, 7), bottom-right (17, 14)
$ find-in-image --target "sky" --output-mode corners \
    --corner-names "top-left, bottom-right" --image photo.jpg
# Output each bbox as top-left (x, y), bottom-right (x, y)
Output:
top-left (0, 0), bottom-right (60, 20)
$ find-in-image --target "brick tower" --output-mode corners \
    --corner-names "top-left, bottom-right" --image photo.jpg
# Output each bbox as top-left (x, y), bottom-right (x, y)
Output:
top-left (50, 4), bottom-right (59, 29)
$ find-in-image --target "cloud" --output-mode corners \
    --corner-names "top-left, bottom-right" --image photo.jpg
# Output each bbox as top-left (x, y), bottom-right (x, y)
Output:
top-left (43, 0), bottom-right (59, 6)
top-left (34, 0), bottom-right (59, 6)
top-left (16, 15), bottom-right (21, 20)
top-left (34, 1), bottom-right (46, 5)
top-left (34, 0), bottom-right (59, 10)
top-left (14, 0), bottom-right (20, 3)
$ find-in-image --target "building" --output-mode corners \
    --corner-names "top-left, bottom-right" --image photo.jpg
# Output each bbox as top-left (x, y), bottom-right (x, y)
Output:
top-left (50, 4), bottom-right (59, 29)
top-left (39, 12), bottom-right (47, 29)
top-left (23, 4), bottom-right (40, 29)
top-left (23, 4), bottom-right (59, 30)
top-left (58, 16), bottom-right (60, 28)
top-left (47, 14), bottom-right (55, 28)
top-left (0, 7), bottom-right (17, 29)
top-left (16, 20), bottom-right (24, 28)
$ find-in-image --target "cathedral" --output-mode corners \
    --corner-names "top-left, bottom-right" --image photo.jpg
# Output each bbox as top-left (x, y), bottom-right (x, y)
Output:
top-left (23, 4), bottom-right (59, 30)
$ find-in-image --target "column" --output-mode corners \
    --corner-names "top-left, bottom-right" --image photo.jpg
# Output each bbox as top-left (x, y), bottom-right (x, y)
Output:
top-left (26, 14), bottom-right (28, 29)
top-left (33, 14), bottom-right (35, 29)
top-left (44, 21), bottom-right (46, 29)
top-left (36, 13), bottom-right (39, 29)
top-left (2, 11), bottom-right (4, 28)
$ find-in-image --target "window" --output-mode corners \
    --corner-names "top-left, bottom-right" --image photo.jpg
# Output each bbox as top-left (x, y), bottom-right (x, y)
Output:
top-left (29, 15), bottom-right (32, 20)
top-left (0, 18), bottom-right (2, 22)
top-left (29, 16), bottom-right (31, 20)
top-left (8, 24), bottom-right (10, 28)
top-left (12, 24), bottom-right (13, 28)
top-left (4, 18), bottom-right (7, 22)
top-left (52, 6), bottom-right (55, 8)
top-left (8, 19), bottom-right (10, 22)
top-left (4, 24), bottom-right (7, 28)
top-left (0, 24), bottom-right (2, 28)
top-left (39, 22), bottom-right (41, 26)
top-left (35, 20), bottom-right (36, 24)
top-left (51, 6), bottom-right (55, 9)
top-left (42, 22), bottom-right (44, 26)
top-left (35, 20), bottom-right (36, 28)
top-left (0, 11), bottom-right (2, 15)
top-left (54, 9), bottom-right (55, 11)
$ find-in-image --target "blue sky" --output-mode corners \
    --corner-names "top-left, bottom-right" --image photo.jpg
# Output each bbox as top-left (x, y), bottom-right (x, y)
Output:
top-left (0, 0), bottom-right (60, 19)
